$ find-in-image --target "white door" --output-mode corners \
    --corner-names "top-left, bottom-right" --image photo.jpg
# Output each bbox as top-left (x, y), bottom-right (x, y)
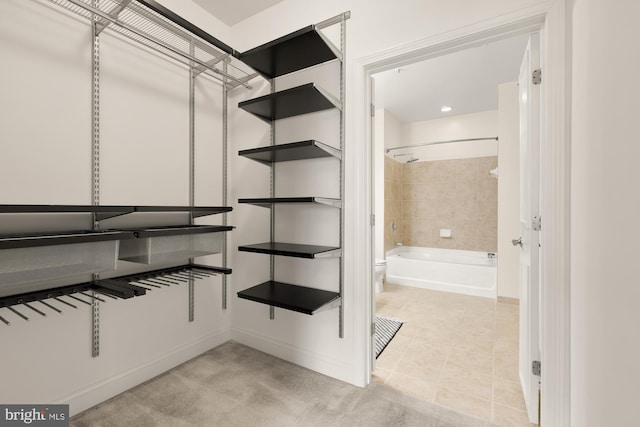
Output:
top-left (517, 32), bottom-right (541, 424)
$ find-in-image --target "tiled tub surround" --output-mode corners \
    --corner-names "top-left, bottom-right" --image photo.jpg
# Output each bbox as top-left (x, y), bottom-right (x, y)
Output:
top-left (384, 156), bottom-right (404, 254)
top-left (384, 156), bottom-right (498, 253)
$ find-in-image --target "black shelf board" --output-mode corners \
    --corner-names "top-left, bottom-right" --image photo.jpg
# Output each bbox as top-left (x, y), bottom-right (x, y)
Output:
top-left (136, 0), bottom-right (237, 56)
top-left (134, 206), bottom-right (232, 217)
top-left (237, 281), bottom-right (340, 315)
top-left (238, 83), bottom-right (340, 122)
top-left (238, 26), bottom-right (339, 78)
top-left (239, 197), bottom-right (341, 208)
top-left (238, 242), bottom-right (340, 259)
top-left (0, 205), bottom-right (232, 220)
top-left (124, 224), bottom-right (233, 238)
top-left (0, 230), bottom-right (134, 250)
top-left (239, 140), bottom-right (341, 164)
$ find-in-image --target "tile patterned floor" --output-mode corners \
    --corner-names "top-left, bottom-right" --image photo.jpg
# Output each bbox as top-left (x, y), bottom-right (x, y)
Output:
top-left (373, 283), bottom-right (536, 427)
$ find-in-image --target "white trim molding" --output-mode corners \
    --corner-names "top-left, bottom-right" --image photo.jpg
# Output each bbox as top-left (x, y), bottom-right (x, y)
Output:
top-left (354, 0), bottom-right (570, 424)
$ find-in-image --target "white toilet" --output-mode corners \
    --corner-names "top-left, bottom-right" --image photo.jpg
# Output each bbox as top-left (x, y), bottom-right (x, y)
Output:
top-left (374, 258), bottom-right (387, 293)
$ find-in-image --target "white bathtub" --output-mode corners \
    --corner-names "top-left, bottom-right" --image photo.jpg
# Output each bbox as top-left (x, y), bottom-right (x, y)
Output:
top-left (385, 246), bottom-right (497, 298)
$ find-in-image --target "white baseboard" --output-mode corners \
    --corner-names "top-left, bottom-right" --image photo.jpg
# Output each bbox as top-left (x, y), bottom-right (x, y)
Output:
top-left (231, 327), bottom-right (356, 385)
top-left (60, 329), bottom-right (231, 417)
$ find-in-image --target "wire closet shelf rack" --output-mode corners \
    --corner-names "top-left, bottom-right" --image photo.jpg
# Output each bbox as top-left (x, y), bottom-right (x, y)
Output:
top-left (46, 0), bottom-right (256, 89)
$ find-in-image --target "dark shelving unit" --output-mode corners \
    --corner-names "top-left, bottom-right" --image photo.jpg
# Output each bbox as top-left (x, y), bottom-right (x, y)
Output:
top-left (238, 242), bottom-right (340, 259)
top-left (123, 224), bottom-right (233, 238)
top-left (239, 197), bottom-right (341, 208)
top-left (236, 14), bottom-right (348, 335)
top-left (0, 204), bottom-right (231, 220)
top-left (239, 140), bottom-right (341, 164)
top-left (238, 26), bottom-right (340, 78)
top-left (238, 83), bottom-right (341, 122)
top-left (237, 281), bottom-right (341, 315)
top-left (0, 229), bottom-right (133, 250)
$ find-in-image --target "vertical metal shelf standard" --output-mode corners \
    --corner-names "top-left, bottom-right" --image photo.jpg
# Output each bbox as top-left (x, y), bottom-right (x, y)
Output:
top-left (235, 12), bottom-right (349, 337)
top-left (34, 0), bottom-right (242, 355)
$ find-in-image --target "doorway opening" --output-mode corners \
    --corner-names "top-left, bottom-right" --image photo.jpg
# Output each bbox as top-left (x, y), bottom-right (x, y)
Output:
top-left (366, 27), bottom-right (542, 425)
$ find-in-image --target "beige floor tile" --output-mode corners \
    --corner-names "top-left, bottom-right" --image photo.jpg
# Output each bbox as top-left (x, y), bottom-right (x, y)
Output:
top-left (383, 334), bottom-right (413, 353)
top-left (439, 368), bottom-right (493, 400)
top-left (372, 368), bottom-right (391, 384)
top-left (452, 329), bottom-right (495, 353)
top-left (434, 387), bottom-right (492, 421)
top-left (394, 354), bottom-right (447, 384)
top-left (493, 403), bottom-right (535, 427)
top-left (384, 372), bottom-right (438, 402)
top-left (375, 348), bottom-right (402, 371)
top-left (493, 377), bottom-right (527, 411)
top-left (495, 332), bottom-right (519, 350)
top-left (377, 283), bottom-right (527, 424)
top-left (494, 345), bottom-right (520, 383)
top-left (446, 349), bottom-right (494, 377)
top-left (405, 337), bottom-right (451, 363)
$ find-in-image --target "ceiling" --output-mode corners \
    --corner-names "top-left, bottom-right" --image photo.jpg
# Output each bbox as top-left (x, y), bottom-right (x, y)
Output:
top-left (193, 0), bottom-right (286, 26)
top-left (374, 34), bottom-right (530, 123)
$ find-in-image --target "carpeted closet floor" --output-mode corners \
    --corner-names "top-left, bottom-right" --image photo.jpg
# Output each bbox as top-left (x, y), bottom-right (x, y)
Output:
top-left (71, 341), bottom-right (494, 427)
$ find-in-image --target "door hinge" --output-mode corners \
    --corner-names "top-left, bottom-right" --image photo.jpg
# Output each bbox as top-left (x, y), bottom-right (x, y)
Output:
top-left (371, 214), bottom-right (375, 227)
top-left (532, 68), bottom-right (542, 85)
top-left (533, 215), bottom-right (542, 231)
top-left (371, 322), bottom-right (376, 336)
top-left (371, 104), bottom-right (376, 117)
top-left (532, 360), bottom-right (541, 376)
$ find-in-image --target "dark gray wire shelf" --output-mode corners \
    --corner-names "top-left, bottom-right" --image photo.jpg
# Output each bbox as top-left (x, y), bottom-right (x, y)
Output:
top-left (238, 242), bottom-right (341, 259)
top-left (239, 140), bottom-right (341, 164)
top-left (238, 26), bottom-right (340, 78)
top-left (238, 83), bottom-right (341, 122)
top-left (237, 281), bottom-right (341, 315)
top-left (239, 197), bottom-right (342, 208)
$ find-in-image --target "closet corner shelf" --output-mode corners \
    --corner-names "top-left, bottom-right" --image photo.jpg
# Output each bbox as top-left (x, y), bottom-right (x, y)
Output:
top-left (238, 83), bottom-right (341, 122)
top-left (237, 281), bottom-right (341, 315)
top-left (239, 197), bottom-right (342, 209)
top-left (238, 25), bottom-right (341, 79)
top-left (238, 242), bottom-right (341, 259)
top-left (239, 140), bottom-right (341, 164)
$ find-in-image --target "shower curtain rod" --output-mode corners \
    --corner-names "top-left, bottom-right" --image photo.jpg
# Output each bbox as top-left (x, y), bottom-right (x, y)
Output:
top-left (385, 136), bottom-right (499, 153)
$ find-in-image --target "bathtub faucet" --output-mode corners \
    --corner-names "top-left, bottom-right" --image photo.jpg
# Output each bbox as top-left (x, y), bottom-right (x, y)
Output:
top-left (487, 252), bottom-right (496, 259)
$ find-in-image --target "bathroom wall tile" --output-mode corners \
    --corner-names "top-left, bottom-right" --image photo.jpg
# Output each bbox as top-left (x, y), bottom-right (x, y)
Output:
top-left (434, 387), bottom-right (492, 421)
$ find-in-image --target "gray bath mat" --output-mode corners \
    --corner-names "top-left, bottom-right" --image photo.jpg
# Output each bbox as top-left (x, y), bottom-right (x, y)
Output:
top-left (375, 315), bottom-right (404, 358)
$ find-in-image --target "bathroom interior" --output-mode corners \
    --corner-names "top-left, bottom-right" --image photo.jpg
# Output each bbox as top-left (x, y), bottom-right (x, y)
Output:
top-left (371, 33), bottom-right (535, 425)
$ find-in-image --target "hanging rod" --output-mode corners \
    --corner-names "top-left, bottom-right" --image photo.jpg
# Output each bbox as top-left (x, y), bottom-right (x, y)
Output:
top-left (385, 137), bottom-right (499, 153)
top-left (56, 0), bottom-right (252, 89)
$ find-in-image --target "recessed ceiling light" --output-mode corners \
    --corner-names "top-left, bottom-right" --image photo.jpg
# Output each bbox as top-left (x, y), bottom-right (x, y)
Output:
top-left (441, 105), bottom-right (452, 112)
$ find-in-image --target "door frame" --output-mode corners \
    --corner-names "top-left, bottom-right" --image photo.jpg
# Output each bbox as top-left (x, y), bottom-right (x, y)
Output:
top-left (354, 1), bottom-right (571, 425)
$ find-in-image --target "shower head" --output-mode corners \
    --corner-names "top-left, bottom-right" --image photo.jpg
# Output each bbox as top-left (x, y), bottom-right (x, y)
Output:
top-left (406, 158), bottom-right (419, 163)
